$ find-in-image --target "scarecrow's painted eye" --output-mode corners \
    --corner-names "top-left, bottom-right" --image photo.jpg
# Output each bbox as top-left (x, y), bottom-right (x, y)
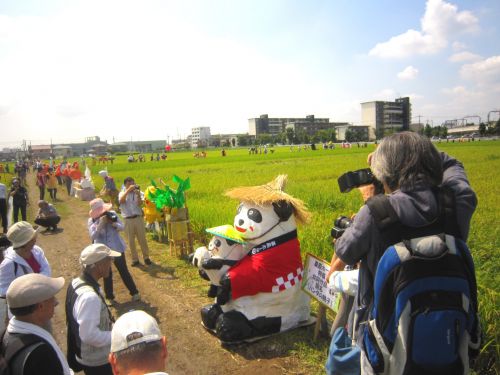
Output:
top-left (247, 208), bottom-right (262, 223)
top-left (214, 239), bottom-right (222, 247)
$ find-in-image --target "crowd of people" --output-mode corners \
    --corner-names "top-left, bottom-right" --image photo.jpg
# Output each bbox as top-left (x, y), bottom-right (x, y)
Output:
top-left (0, 133), bottom-right (480, 374)
top-left (0, 159), bottom-right (168, 374)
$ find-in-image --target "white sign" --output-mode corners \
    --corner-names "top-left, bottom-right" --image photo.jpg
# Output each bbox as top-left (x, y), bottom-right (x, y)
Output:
top-left (302, 253), bottom-right (340, 311)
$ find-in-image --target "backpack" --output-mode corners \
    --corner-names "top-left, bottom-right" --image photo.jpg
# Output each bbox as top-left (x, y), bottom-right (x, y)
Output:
top-left (361, 191), bottom-right (481, 375)
top-left (0, 330), bottom-right (44, 375)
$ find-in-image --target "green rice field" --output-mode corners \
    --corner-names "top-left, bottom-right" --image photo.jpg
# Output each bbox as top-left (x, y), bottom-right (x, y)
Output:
top-left (89, 140), bottom-right (499, 372)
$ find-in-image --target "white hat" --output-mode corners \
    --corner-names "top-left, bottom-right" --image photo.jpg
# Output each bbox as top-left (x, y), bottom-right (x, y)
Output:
top-left (79, 243), bottom-right (121, 266)
top-left (111, 310), bottom-right (162, 353)
top-left (98, 170), bottom-right (108, 178)
top-left (7, 221), bottom-right (41, 249)
top-left (7, 273), bottom-right (64, 308)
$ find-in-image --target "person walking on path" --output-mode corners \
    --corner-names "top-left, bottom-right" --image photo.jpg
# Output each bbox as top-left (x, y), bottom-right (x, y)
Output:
top-left (88, 198), bottom-right (140, 306)
top-left (46, 167), bottom-right (59, 202)
top-left (9, 178), bottom-right (29, 223)
top-left (118, 177), bottom-right (151, 267)
top-left (108, 310), bottom-right (168, 375)
top-left (2, 273), bottom-right (74, 375)
top-left (0, 176), bottom-right (7, 233)
top-left (65, 243), bottom-right (120, 375)
top-left (35, 166), bottom-right (46, 201)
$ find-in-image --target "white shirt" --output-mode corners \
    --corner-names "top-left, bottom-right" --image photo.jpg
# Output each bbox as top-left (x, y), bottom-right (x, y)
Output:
top-left (73, 290), bottom-right (112, 348)
top-left (0, 183), bottom-right (6, 199)
top-left (119, 189), bottom-right (143, 218)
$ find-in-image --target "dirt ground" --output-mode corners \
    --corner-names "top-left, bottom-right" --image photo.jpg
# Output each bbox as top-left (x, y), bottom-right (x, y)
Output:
top-left (24, 174), bottom-right (314, 375)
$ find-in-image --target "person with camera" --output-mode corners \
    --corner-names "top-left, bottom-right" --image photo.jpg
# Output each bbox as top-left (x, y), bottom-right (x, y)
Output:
top-left (325, 131), bottom-right (477, 342)
top-left (9, 178), bottom-right (29, 223)
top-left (88, 198), bottom-right (140, 305)
top-left (118, 177), bottom-right (151, 267)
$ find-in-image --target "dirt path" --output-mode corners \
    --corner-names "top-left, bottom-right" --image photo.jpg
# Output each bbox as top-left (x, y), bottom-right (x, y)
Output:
top-left (26, 174), bottom-right (311, 375)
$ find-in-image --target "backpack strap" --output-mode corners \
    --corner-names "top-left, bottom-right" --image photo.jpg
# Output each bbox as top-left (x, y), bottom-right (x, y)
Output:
top-left (365, 195), bottom-right (403, 251)
top-left (1, 331), bottom-right (45, 374)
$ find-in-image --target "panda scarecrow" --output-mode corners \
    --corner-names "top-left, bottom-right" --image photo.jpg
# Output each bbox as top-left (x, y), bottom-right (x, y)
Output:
top-left (201, 175), bottom-right (312, 343)
top-left (192, 225), bottom-right (247, 298)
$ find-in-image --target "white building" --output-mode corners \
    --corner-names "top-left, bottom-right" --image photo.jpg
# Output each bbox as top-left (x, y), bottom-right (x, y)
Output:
top-left (191, 127), bottom-right (211, 148)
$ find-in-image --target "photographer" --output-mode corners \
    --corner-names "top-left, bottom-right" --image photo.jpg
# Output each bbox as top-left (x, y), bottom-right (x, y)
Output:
top-left (118, 177), bottom-right (151, 267)
top-left (88, 198), bottom-right (140, 305)
top-left (9, 178), bottom-right (29, 223)
top-left (326, 132), bottom-right (477, 343)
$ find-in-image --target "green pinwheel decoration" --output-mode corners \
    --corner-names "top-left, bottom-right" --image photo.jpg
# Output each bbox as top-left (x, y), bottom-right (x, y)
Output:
top-left (148, 175), bottom-right (191, 210)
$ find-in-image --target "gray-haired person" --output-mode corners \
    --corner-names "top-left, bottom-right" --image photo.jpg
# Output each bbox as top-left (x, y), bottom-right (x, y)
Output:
top-left (108, 310), bottom-right (168, 375)
top-left (65, 244), bottom-right (120, 375)
top-left (326, 131), bottom-right (477, 341)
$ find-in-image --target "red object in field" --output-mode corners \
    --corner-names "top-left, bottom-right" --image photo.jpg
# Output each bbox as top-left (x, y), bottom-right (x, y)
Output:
top-left (165, 145), bottom-right (171, 152)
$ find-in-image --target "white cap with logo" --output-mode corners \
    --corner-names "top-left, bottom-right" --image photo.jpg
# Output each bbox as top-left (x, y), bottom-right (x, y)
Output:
top-left (111, 310), bottom-right (162, 353)
top-left (80, 243), bottom-right (121, 266)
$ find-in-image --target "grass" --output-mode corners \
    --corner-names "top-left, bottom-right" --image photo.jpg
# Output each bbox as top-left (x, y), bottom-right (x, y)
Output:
top-left (83, 140), bottom-right (499, 373)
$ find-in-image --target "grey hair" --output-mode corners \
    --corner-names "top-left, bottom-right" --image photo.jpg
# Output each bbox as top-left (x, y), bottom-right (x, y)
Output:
top-left (371, 132), bottom-right (443, 192)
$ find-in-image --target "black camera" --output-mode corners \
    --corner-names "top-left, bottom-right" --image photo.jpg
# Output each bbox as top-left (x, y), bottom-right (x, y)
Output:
top-left (331, 216), bottom-right (353, 239)
top-left (134, 185), bottom-right (140, 190)
top-left (337, 168), bottom-right (384, 194)
top-left (103, 211), bottom-right (118, 222)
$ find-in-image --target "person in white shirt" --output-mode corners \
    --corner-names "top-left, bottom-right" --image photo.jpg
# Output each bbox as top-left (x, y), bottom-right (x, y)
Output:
top-left (118, 177), bottom-right (151, 267)
top-left (65, 244), bottom-right (120, 375)
top-left (109, 310), bottom-right (168, 375)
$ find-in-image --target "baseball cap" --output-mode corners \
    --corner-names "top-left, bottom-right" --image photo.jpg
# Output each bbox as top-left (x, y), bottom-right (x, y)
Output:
top-left (79, 243), bottom-right (121, 266)
top-left (7, 273), bottom-right (64, 308)
top-left (111, 310), bottom-right (163, 353)
top-left (7, 221), bottom-right (41, 249)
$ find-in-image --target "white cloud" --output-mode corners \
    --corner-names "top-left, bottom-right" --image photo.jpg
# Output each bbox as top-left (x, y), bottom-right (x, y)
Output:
top-left (448, 51), bottom-right (482, 63)
top-left (397, 66), bottom-right (419, 80)
top-left (452, 41), bottom-right (467, 51)
top-left (460, 55), bottom-right (500, 84)
top-left (369, 0), bottom-right (478, 58)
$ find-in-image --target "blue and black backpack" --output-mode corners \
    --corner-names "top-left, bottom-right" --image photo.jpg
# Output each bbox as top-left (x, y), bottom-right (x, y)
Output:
top-left (361, 189), bottom-right (481, 375)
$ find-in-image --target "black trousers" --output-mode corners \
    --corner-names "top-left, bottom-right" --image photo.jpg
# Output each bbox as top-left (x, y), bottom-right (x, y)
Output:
top-left (65, 177), bottom-right (72, 195)
top-left (38, 185), bottom-right (45, 200)
top-left (0, 199), bottom-right (7, 233)
top-left (34, 216), bottom-right (60, 229)
top-left (103, 252), bottom-right (138, 299)
top-left (81, 363), bottom-right (113, 375)
top-left (48, 188), bottom-right (57, 200)
top-left (13, 203), bottom-right (27, 223)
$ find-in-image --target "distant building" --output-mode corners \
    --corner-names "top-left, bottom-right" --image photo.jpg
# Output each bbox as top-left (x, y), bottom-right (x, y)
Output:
top-left (249, 114), bottom-right (340, 137)
top-left (361, 97), bottom-right (411, 138)
top-left (52, 145), bottom-right (72, 158)
top-left (335, 125), bottom-right (370, 142)
top-left (191, 127), bottom-right (211, 148)
top-left (30, 145), bottom-right (52, 159)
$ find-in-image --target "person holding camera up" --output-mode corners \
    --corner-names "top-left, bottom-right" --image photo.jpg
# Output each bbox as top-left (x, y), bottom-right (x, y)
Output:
top-left (118, 177), bottom-right (151, 267)
top-left (88, 198), bottom-right (140, 305)
top-left (325, 132), bottom-right (478, 373)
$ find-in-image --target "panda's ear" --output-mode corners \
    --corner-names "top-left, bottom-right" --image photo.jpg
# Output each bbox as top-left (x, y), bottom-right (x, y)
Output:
top-left (272, 200), bottom-right (293, 221)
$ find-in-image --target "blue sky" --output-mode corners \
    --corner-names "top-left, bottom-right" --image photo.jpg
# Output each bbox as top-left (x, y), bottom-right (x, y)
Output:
top-left (0, 0), bottom-right (499, 145)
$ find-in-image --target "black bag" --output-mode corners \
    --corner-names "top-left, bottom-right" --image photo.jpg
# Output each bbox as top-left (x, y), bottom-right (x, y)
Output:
top-left (0, 330), bottom-right (44, 375)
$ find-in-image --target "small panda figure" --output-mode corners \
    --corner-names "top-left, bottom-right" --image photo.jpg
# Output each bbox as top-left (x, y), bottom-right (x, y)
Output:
top-left (191, 225), bottom-right (247, 297)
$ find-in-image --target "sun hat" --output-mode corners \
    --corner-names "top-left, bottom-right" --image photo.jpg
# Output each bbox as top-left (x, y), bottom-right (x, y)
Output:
top-left (89, 198), bottom-right (113, 219)
top-left (6, 221), bottom-right (40, 249)
top-left (7, 273), bottom-right (65, 308)
top-left (98, 170), bottom-right (108, 178)
top-left (205, 225), bottom-right (246, 244)
top-left (79, 243), bottom-right (121, 266)
top-left (110, 310), bottom-right (162, 353)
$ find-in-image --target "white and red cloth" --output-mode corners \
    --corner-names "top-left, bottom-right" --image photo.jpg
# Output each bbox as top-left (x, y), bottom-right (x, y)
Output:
top-left (228, 231), bottom-right (303, 300)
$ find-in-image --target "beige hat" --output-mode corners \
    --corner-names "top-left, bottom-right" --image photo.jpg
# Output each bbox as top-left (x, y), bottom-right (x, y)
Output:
top-left (7, 273), bottom-right (64, 308)
top-left (111, 310), bottom-right (162, 353)
top-left (89, 198), bottom-right (112, 219)
top-left (7, 221), bottom-right (40, 249)
top-left (80, 243), bottom-right (121, 266)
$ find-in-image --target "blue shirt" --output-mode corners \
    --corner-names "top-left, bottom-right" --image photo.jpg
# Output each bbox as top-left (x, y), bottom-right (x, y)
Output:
top-left (88, 212), bottom-right (126, 253)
